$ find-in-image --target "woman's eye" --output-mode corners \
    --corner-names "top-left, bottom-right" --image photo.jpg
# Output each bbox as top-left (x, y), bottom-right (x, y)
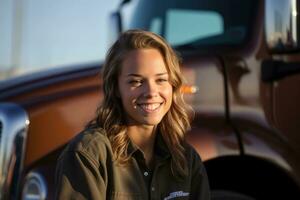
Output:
top-left (128, 80), bottom-right (142, 86)
top-left (157, 78), bottom-right (168, 83)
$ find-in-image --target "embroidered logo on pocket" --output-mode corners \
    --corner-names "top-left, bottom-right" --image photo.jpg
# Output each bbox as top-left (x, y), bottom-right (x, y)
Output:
top-left (164, 191), bottom-right (189, 200)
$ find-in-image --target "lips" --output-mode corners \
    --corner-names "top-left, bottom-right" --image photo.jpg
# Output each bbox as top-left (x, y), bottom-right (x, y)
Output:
top-left (137, 102), bottom-right (163, 112)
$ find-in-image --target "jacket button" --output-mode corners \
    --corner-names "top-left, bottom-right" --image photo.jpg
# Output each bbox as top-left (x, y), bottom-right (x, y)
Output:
top-left (144, 172), bottom-right (149, 176)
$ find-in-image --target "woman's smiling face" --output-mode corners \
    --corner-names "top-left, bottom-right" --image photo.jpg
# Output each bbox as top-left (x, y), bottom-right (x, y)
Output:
top-left (118, 48), bottom-right (173, 127)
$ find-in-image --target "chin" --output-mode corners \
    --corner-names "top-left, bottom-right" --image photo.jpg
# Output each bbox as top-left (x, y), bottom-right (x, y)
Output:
top-left (140, 118), bottom-right (163, 126)
top-left (127, 114), bottom-right (165, 126)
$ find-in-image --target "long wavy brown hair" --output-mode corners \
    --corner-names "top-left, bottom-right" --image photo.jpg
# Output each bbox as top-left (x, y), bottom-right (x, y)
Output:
top-left (87, 29), bottom-right (192, 177)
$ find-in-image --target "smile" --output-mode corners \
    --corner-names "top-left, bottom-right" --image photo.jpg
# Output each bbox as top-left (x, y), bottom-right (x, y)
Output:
top-left (137, 103), bottom-right (163, 112)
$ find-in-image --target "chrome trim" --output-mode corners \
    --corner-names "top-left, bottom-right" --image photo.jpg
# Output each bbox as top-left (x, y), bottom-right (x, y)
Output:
top-left (0, 103), bottom-right (29, 200)
top-left (22, 172), bottom-right (47, 200)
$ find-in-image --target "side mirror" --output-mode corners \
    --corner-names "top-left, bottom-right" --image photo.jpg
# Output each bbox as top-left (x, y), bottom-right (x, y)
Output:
top-left (265, 0), bottom-right (300, 53)
top-left (108, 11), bottom-right (122, 45)
top-left (108, 0), bottom-right (131, 44)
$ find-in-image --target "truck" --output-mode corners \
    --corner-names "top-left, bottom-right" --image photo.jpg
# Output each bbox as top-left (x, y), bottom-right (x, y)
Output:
top-left (1, 0), bottom-right (300, 199)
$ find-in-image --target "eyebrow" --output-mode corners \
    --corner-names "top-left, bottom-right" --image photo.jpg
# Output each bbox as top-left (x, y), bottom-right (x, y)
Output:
top-left (127, 72), bottom-right (168, 77)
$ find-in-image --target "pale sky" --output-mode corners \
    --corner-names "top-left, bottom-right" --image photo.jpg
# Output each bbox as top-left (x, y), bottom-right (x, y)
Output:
top-left (0, 0), bottom-right (120, 80)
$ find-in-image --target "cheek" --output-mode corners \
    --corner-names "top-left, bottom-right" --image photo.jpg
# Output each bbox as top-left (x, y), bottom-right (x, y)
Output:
top-left (118, 79), bottom-right (131, 100)
top-left (119, 86), bottom-right (138, 106)
top-left (162, 85), bottom-right (173, 103)
top-left (119, 90), bottom-right (132, 104)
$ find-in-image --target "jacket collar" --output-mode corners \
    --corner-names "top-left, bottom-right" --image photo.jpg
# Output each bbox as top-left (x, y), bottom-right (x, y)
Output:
top-left (127, 131), bottom-right (171, 160)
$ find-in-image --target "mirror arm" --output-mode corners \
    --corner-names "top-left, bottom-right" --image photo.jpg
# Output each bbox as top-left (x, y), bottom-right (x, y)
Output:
top-left (111, 12), bottom-right (123, 33)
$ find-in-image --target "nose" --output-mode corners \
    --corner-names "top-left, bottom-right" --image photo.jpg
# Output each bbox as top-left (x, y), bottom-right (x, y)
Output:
top-left (143, 80), bottom-right (158, 98)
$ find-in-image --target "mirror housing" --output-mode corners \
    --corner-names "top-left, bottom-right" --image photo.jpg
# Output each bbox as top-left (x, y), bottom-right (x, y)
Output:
top-left (108, 0), bottom-right (131, 44)
top-left (108, 11), bottom-right (122, 44)
top-left (265, 0), bottom-right (300, 53)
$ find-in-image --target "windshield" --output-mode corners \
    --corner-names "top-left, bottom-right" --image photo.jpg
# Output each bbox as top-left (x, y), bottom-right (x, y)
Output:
top-left (122, 0), bottom-right (258, 50)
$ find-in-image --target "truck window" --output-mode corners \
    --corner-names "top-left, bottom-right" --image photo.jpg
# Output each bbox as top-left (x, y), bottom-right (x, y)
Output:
top-left (122, 0), bottom-right (258, 50)
top-left (164, 9), bottom-right (223, 46)
top-left (148, 9), bottom-right (223, 47)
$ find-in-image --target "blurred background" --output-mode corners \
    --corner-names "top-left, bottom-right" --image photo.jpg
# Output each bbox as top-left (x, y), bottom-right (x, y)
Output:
top-left (0, 0), bottom-right (120, 81)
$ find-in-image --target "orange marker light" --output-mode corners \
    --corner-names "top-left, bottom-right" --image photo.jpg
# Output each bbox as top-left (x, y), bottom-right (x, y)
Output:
top-left (180, 85), bottom-right (198, 94)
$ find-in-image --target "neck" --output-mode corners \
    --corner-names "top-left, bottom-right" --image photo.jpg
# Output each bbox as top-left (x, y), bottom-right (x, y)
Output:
top-left (127, 125), bottom-right (157, 165)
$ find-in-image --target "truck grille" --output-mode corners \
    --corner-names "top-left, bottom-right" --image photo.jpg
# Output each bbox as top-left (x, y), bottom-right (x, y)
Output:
top-left (0, 121), bottom-right (2, 143)
top-left (0, 103), bottom-right (29, 200)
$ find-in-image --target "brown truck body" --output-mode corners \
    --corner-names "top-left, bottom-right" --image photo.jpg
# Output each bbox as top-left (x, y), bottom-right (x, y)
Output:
top-left (1, 0), bottom-right (300, 199)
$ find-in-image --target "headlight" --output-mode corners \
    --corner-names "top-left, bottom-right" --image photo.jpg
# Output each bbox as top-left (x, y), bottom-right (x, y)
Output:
top-left (22, 172), bottom-right (47, 200)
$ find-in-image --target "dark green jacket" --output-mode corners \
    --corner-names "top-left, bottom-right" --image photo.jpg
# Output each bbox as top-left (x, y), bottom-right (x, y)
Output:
top-left (55, 128), bottom-right (210, 200)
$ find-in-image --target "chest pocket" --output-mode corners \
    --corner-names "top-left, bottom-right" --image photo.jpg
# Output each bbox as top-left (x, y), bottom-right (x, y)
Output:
top-left (109, 192), bottom-right (142, 200)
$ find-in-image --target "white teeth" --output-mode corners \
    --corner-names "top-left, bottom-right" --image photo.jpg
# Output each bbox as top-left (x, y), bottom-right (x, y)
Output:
top-left (139, 103), bottom-right (161, 111)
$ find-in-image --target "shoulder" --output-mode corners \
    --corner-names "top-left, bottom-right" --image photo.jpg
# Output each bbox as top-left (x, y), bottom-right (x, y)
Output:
top-left (60, 127), bottom-right (112, 164)
top-left (184, 142), bottom-right (206, 172)
top-left (67, 127), bottom-right (110, 151)
top-left (184, 144), bottom-right (211, 199)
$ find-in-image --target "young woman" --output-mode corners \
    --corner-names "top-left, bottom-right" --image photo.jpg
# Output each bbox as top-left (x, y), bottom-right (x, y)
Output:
top-left (55, 29), bottom-right (210, 200)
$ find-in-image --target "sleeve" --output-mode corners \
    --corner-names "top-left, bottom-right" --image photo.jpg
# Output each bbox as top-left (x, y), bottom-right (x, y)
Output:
top-left (54, 150), bottom-right (106, 200)
top-left (189, 149), bottom-right (211, 200)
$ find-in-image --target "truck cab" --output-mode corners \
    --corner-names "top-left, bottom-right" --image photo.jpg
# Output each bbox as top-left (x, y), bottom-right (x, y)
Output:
top-left (1, 0), bottom-right (300, 199)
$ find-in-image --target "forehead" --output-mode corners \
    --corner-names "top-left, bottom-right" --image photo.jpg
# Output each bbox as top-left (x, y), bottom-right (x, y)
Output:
top-left (120, 48), bottom-right (168, 75)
